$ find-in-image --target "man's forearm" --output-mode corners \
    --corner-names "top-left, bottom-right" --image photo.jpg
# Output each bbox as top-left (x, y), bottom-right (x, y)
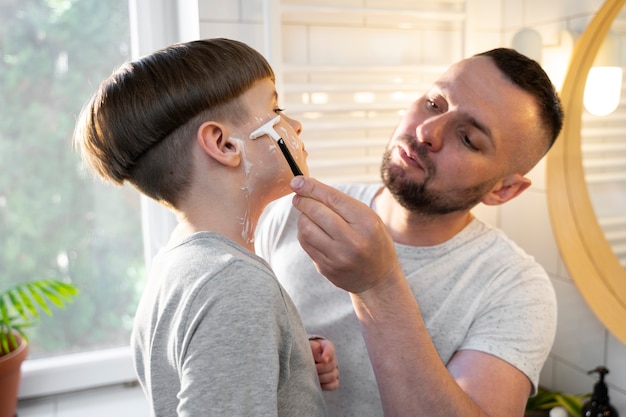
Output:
top-left (350, 276), bottom-right (485, 417)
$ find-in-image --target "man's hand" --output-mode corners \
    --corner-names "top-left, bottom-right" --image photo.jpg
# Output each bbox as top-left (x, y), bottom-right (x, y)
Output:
top-left (290, 176), bottom-right (402, 294)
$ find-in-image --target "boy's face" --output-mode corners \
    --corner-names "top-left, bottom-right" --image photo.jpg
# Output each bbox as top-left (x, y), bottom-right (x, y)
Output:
top-left (235, 77), bottom-right (309, 198)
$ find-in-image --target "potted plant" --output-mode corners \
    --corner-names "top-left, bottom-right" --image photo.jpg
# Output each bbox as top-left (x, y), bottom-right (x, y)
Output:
top-left (525, 386), bottom-right (591, 417)
top-left (0, 279), bottom-right (79, 417)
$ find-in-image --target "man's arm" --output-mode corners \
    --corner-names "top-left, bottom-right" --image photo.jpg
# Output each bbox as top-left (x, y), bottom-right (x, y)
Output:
top-left (289, 176), bottom-right (531, 417)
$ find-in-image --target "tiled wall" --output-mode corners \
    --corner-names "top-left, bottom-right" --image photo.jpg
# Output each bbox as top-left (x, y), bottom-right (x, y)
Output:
top-left (18, 0), bottom-right (626, 415)
top-left (469, 0), bottom-right (626, 412)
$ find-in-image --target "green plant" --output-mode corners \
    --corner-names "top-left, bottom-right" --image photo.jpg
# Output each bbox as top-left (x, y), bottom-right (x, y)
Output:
top-left (526, 386), bottom-right (591, 417)
top-left (0, 279), bottom-right (79, 355)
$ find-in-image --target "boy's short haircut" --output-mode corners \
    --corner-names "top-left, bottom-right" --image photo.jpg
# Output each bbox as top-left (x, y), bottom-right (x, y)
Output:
top-left (75, 38), bottom-right (275, 208)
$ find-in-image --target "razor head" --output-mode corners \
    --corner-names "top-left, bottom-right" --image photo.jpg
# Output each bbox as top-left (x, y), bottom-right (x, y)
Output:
top-left (249, 115), bottom-right (282, 141)
top-left (248, 114), bottom-right (303, 176)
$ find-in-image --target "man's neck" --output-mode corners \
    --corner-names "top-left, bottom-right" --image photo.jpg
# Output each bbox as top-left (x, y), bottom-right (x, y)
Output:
top-left (371, 188), bottom-right (474, 247)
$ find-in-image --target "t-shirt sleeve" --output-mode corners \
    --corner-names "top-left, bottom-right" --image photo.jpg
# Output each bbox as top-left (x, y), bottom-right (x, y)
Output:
top-left (460, 264), bottom-right (557, 395)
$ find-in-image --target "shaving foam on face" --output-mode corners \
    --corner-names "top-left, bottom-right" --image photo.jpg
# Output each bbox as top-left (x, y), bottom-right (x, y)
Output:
top-left (273, 123), bottom-right (305, 160)
top-left (237, 113), bottom-right (303, 243)
top-left (230, 134), bottom-right (279, 244)
top-left (249, 115), bottom-right (304, 176)
top-left (228, 135), bottom-right (256, 243)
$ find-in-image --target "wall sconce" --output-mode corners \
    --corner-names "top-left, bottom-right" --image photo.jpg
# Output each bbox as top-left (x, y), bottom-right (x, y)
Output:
top-left (512, 28), bottom-right (622, 116)
top-left (512, 28), bottom-right (543, 63)
top-left (512, 28), bottom-right (575, 91)
top-left (583, 32), bottom-right (622, 116)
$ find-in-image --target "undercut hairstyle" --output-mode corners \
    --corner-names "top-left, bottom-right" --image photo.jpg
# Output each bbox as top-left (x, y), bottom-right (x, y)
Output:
top-left (74, 38), bottom-right (275, 208)
top-left (476, 48), bottom-right (564, 156)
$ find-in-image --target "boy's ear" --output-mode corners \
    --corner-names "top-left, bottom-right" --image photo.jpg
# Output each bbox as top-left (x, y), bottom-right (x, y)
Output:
top-left (196, 121), bottom-right (241, 167)
top-left (481, 173), bottom-right (531, 206)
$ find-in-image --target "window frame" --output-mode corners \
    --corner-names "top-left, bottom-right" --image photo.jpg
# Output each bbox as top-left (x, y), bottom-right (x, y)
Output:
top-left (18, 0), bottom-right (186, 399)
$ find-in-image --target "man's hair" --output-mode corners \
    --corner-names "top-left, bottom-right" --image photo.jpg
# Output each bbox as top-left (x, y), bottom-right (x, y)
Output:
top-left (476, 48), bottom-right (564, 155)
top-left (74, 38), bottom-right (275, 208)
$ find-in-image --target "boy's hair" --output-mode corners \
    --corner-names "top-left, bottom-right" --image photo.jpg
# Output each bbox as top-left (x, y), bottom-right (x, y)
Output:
top-left (476, 48), bottom-right (564, 155)
top-left (74, 38), bottom-right (275, 208)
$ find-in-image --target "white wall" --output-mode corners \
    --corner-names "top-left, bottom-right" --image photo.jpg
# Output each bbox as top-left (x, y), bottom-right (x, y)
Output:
top-left (467, 0), bottom-right (626, 412)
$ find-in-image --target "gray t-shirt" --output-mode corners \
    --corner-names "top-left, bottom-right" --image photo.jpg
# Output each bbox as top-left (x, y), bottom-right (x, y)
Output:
top-left (255, 183), bottom-right (557, 417)
top-left (132, 232), bottom-right (327, 417)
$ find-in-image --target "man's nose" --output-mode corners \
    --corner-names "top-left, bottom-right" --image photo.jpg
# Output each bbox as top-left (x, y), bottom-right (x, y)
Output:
top-left (415, 116), bottom-right (444, 152)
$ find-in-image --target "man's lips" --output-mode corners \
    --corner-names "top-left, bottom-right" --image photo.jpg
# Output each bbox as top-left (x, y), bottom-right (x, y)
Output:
top-left (398, 145), bottom-right (422, 169)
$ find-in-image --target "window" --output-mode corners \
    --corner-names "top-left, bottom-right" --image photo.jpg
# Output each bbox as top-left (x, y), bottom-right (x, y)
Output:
top-left (0, 0), bottom-right (143, 361)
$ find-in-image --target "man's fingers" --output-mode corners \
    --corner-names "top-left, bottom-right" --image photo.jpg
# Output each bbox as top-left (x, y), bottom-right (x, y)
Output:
top-left (290, 176), bottom-right (369, 225)
top-left (296, 213), bottom-right (358, 281)
top-left (289, 175), bottom-right (401, 293)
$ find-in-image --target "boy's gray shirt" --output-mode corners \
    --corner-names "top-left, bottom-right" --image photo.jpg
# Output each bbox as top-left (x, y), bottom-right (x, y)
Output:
top-left (131, 232), bottom-right (327, 417)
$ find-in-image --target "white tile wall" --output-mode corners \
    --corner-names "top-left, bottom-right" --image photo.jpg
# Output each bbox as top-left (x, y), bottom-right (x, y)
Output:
top-left (19, 0), bottom-right (626, 414)
top-left (551, 278), bottom-right (607, 370)
top-left (499, 188), bottom-right (561, 276)
top-left (198, 0), bottom-right (241, 20)
top-left (474, 0), bottom-right (626, 413)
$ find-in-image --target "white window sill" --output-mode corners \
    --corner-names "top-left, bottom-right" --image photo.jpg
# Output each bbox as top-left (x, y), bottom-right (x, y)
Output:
top-left (19, 346), bottom-right (138, 399)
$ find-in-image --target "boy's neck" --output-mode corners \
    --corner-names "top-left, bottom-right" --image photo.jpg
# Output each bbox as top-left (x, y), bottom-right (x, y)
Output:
top-left (170, 196), bottom-right (262, 252)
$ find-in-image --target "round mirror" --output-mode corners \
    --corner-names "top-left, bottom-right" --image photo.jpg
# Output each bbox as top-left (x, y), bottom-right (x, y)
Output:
top-left (547, 0), bottom-right (626, 345)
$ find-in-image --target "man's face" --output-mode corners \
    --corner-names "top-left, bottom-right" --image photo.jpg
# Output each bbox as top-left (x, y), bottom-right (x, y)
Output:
top-left (381, 56), bottom-right (542, 215)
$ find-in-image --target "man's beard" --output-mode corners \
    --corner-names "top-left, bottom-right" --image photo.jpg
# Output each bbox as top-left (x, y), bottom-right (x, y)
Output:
top-left (380, 137), bottom-right (495, 215)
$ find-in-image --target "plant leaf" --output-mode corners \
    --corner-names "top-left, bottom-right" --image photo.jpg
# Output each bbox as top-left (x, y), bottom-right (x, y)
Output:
top-left (556, 393), bottom-right (584, 416)
top-left (17, 287), bottom-right (38, 319)
top-left (0, 331), bottom-right (10, 355)
top-left (0, 329), bottom-right (19, 356)
top-left (29, 284), bottom-right (53, 316)
top-left (0, 279), bottom-right (79, 353)
top-left (8, 290), bottom-right (28, 320)
top-left (38, 286), bottom-right (65, 309)
top-left (38, 280), bottom-right (79, 307)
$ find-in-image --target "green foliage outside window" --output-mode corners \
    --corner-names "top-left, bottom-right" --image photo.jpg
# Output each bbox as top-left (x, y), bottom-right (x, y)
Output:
top-left (0, 0), bottom-right (145, 357)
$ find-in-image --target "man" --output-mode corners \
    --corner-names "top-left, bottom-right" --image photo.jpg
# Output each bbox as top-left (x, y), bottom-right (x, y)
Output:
top-left (255, 48), bottom-right (564, 417)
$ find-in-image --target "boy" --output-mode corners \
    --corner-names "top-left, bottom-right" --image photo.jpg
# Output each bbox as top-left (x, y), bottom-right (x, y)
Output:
top-left (74, 38), bottom-right (335, 416)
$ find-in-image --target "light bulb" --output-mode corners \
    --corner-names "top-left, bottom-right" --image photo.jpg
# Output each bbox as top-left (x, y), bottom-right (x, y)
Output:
top-left (583, 66), bottom-right (622, 116)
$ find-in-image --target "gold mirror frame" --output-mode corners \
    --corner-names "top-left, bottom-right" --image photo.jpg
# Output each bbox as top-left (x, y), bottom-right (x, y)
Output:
top-left (547, 0), bottom-right (626, 345)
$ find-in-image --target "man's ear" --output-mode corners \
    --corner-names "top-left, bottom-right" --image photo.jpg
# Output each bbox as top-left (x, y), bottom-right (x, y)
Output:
top-left (481, 173), bottom-right (531, 206)
top-left (196, 121), bottom-right (241, 167)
